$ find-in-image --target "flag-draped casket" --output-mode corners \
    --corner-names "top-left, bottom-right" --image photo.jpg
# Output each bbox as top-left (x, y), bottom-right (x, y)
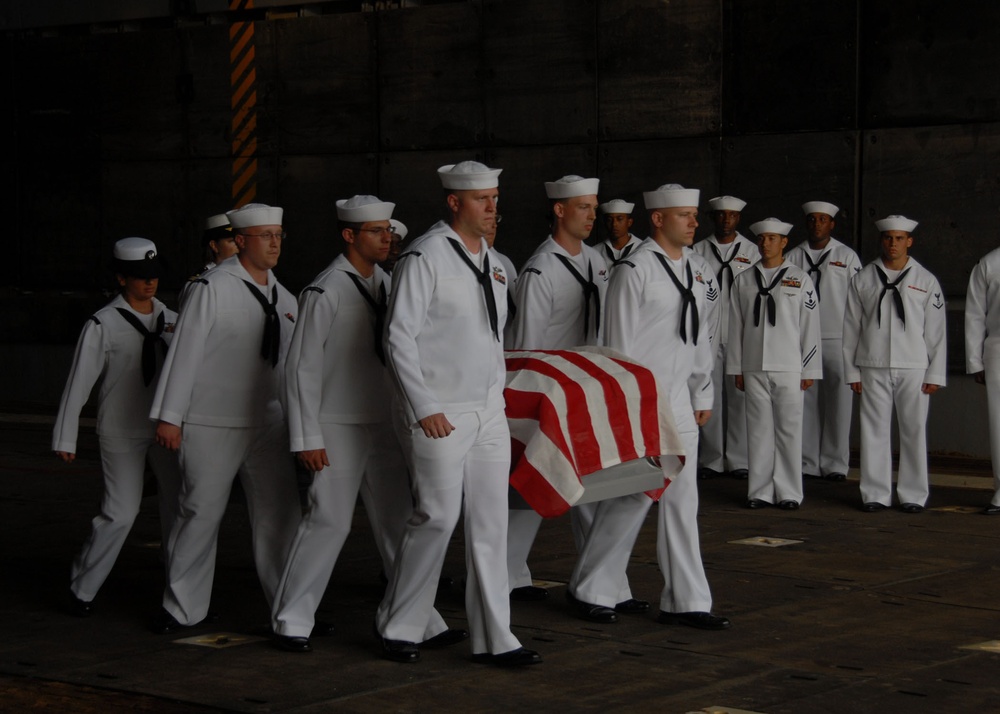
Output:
top-left (504, 347), bottom-right (685, 517)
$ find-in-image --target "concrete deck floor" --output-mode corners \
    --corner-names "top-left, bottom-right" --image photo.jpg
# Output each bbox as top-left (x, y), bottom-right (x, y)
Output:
top-left (3, 417), bottom-right (1000, 714)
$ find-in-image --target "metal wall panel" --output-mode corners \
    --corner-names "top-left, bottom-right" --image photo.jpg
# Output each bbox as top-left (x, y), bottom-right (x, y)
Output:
top-left (0, 0), bottom-right (173, 30)
top-left (717, 131), bottom-right (859, 249)
top-left (597, 0), bottom-right (722, 141)
top-left (723, 0), bottom-right (857, 135)
top-left (860, 123), bottom-right (1000, 293)
top-left (378, 3), bottom-right (485, 151)
top-left (273, 15), bottom-right (378, 155)
top-left (96, 31), bottom-right (188, 161)
top-left (482, 0), bottom-right (597, 147)
top-left (276, 153), bottom-right (379, 293)
top-left (861, 1), bottom-right (1000, 128)
top-left (179, 24), bottom-right (234, 160)
top-left (597, 137), bottom-right (721, 241)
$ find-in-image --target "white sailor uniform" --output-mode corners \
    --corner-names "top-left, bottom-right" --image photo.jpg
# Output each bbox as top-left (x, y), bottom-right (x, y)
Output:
top-left (150, 255), bottom-right (302, 625)
top-left (843, 257), bottom-right (947, 507)
top-left (505, 237), bottom-right (608, 593)
top-left (54, 295), bottom-right (181, 603)
top-left (272, 255), bottom-right (446, 640)
top-left (178, 262), bottom-right (216, 311)
top-left (376, 220), bottom-right (521, 656)
top-left (966, 247), bottom-right (1000, 507)
top-left (693, 233), bottom-right (759, 474)
top-left (576, 240), bottom-right (718, 613)
top-left (787, 238), bottom-right (861, 477)
top-left (598, 234), bottom-right (644, 274)
top-left (728, 260), bottom-right (822, 504)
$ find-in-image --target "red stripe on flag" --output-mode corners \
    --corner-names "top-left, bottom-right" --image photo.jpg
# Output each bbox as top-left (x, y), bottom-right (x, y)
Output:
top-left (505, 356), bottom-right (603, 474)
top-left (504, 387), bottom-right (575, 472)
top-left (508, 439), bottom-right (573, 517)
top-left (606, 356), bottom-right (663, 458)
top-left (552, 350), bottom-right (639, 464)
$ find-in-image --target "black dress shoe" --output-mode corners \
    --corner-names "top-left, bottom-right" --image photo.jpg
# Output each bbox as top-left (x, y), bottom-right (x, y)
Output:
top-left (900, 502), bottom-right (925, 514)
top-left (729, 468), bottom-right (749, 480)
top-left (274, 635), bottom-right (312, 653)
top-left (471, 647), bottom-right (542, 666)
top-left (745, 498), bottom-right (768, 509)
top-left (510, 585), bottom-right (549, 602)
top-left (778, 500), bottom-right (800, 511)
top-left (311, 621), bottom-right (336, 637)
top-left (861, 502), bottom-right (887, 513)
top-left (68, 592), bottom-right (92, 618)
top-left (421, 628), bottom-right (469, 648)
top-left (615, 598), bottom-right (650, 614)
top-left (803, 472), bottom-right (821, 480)
top-left (698, 467), bottom-right (723, 480)
top-left (373, 623), bottom-right (420, 662)
top-left (982, 505), bottom-right (1000, 515)
top-left (825, 472), bottom-right (847, 482)
top-left (150, 608), bottom-right (187, 635)
top-left (657, 610), bottom-right (731, 630)
top-left (574, 600), bottom-right (618, 623)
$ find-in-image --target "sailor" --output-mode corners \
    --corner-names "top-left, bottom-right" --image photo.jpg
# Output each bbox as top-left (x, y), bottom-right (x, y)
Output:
top-left (965, 245), bottom-right (1000, 514)
top-left (271, 195), bottom-right (456, 652)
top-left (505, 175), bottom-right (610, 607)
top-left (379, 218), bottom-right (407, 274)
top-left (375, 161), bottom-right (540, 667)
top-left (843, 215), bottom-right (946, 513)
top-left (786, 201), bottom-right (861, 482)
top-left (728, 218), bottom-right (822, 509)
top-left (582, 183), bottom-right (730, 631)
top-left (54, 238), bottom-right (180, 617)
top-left (150, 203), bottom-right (302, 632)
top-left (179, 213), bottom-right (237, 309)
top-left (693, 195), bottom-right (758, 480)
top-left (597, 198), bottom-right (643, 272)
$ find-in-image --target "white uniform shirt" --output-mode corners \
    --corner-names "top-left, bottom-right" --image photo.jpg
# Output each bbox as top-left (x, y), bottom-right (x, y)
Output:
top-left (491, 248), bottom-right (517, 283)
top-left (604, 240), bottom-right (716, 429)
top-left (843, 256), bottom-right (947, 385)
top-left (385, 220), bottom-right (509, 425)
top-left (727, 260), bottom-right (822, 379)
top-left (692, 233), bottom-right (760, 345)
top-left (285, 255), bottom-right (394, 453)
top-left (178, 261), bottom-right (217, 312)
top-left (786, 238), bottom-right (862, 339)
top-left (965, 246), bottom-right (1000, 374)
top-left (150, 255), bottom-right (297, 428)
top-left (509, 236), bottom-right (608, 350)
top-left (598, 234), bottom-right (644, 273)
top-left (53, 295), bottom-right (177, 453)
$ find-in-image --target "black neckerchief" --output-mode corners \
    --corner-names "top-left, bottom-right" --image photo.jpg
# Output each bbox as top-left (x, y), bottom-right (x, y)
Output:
top-left (553, 253), bottom-right (601, 341)
top-left (708, 240), bottom-right (738, 291)
top-left (753, 266), bottom-right (789, 327)
top-left (874, 264), bottom-right (911, 329)
top-left (604, 241), bottom-right (634, 266)
top-left (653, 252), bottom-right (700, 344)
top-left (347, 272), bottom-right (388, 365)
top-left (803, 249), bottom-right (831, 301)
top-left (445, 238), bottom-right (499, 341)
top-left (241, 280), bottom-right (280, 367)
top-left (115, 308), bottom-right (166, 386)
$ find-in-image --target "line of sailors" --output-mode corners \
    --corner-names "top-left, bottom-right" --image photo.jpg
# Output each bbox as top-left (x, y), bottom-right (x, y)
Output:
top-left (51, 160), bottom-right (1000, 668)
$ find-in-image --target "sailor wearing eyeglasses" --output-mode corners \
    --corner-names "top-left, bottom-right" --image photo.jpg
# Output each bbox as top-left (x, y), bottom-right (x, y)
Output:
top-left (149, 202), bottom-right (302, 634)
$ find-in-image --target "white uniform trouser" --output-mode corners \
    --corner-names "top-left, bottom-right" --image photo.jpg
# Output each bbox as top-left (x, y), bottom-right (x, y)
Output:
top-left (377, 403), bottom-right (521, 656)
top-left (71, 436), bottom-right (181, 602)
top-left (700, 342), bottom-right (749, 472)
top-left (986, 346), bottom-right (1000, 508)
top-left (506, 508), bottom-right (543, 590)
top-left (858, 368), bottom-right (931, 506)
top-left (802, 337), bottom-right (853, 476)
top-left (272, 422), bottom-right (443, 639)
top-left (569, 429), bottom-right (712, 613)
top-left (163, 421), bottom-right (301, 625)
top-left (745, 371), bottom-right (805, 504)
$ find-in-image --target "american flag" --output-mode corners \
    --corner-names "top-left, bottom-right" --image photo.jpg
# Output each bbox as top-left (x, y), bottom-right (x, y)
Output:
top-left (505, 347), bottom-right (684, 517)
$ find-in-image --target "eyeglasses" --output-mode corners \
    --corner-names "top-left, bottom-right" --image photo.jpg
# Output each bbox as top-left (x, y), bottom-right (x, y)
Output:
top-left (357, 227), bottom-right (393, 236)
top-left (495, 214), bottom-right (503, 225)
top-left (240, 231), bottom-right (286, 241)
